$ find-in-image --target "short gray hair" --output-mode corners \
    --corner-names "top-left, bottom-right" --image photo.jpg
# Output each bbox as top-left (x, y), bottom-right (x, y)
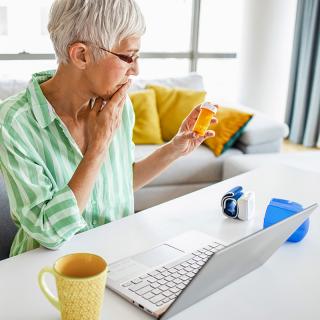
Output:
top-left (48, 0), bottom-right (146, 64)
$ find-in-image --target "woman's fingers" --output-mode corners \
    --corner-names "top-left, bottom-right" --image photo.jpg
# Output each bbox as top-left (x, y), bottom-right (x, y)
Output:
top-left (204, 130), bottom-right (215, 139)
top-left (109, 79), bottom-right (132, 108)
top-left (90, 97), bottom-right (105, 112)
top-left (187, 104), bottom-right (202, 121)
top-left (210, 117), bottom-right (218, 124)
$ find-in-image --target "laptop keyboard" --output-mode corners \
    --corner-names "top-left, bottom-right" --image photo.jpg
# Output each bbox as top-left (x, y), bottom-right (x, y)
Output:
top-left (121, 242), bottom-right (225, 308)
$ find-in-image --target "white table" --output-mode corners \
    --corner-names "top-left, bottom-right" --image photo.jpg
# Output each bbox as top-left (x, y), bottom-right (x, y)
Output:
top-left (0, 164), bottom-right (319, 320)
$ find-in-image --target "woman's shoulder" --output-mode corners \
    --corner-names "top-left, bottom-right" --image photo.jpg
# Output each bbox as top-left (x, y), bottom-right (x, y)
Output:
top-left (0, 90), bottom-right (29, 129)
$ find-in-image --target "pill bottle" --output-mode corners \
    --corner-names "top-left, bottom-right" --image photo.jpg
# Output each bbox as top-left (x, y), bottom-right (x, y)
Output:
top-left (192, 102), bottom-right (218, 136)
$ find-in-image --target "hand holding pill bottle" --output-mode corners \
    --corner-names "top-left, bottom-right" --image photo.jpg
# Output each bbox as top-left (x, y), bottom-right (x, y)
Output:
top-left (192, 102), bottom-right (218, 136)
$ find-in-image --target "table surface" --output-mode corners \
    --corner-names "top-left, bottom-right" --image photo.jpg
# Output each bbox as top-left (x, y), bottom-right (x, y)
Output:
top-left (0, 164), bottom-right (319, 320)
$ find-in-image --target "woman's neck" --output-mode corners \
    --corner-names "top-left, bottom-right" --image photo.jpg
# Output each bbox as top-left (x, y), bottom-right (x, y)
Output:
top-left (40, 65), bottom-right (91, 122)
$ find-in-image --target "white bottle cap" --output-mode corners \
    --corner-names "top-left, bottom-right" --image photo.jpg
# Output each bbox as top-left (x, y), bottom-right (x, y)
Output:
top-left (201, 101), bottom-right (218, 114)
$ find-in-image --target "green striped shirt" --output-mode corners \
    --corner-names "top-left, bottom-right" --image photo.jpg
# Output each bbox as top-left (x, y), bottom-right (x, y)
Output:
top-left (0, 70), bottom-right (135, 257)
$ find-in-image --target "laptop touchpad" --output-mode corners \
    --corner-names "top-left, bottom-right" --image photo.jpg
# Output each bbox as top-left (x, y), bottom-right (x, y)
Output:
top-left (133, 244), bottom-right (185, 268)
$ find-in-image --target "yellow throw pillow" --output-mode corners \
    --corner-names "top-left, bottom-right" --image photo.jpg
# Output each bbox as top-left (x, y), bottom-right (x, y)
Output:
top-left (146, 84), bottom-right (206, 141)
top-left (129, 89), bottom-right (164, 144)
top-left (205, 107), bottom-right (253, 156)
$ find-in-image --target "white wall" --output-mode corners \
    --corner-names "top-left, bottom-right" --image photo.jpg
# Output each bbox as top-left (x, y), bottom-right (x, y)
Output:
top-left (238, 0), bottom-right (297, 122)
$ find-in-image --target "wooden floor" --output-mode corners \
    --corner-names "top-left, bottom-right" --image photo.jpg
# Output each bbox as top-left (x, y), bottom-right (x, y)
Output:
top-left (281, 139), bottom-right (319, 153)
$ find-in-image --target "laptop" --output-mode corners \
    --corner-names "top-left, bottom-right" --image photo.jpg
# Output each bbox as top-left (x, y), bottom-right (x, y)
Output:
top-left (107, 203), bottom-right (318, 319)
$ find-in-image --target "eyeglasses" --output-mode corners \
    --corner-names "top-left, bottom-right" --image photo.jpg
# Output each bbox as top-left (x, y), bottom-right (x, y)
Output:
top-left (98, 46), bottom-right (139, 64)
top-left (71, 41), bottom-right (139, 64)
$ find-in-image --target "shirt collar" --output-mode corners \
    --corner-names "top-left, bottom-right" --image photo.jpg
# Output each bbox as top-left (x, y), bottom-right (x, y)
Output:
top-left (27, 70), bottom-right (57, 128)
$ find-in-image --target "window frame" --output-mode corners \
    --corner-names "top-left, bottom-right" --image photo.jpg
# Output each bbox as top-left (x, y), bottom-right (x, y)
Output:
top-left (0, 0), bottom-right (236, 72)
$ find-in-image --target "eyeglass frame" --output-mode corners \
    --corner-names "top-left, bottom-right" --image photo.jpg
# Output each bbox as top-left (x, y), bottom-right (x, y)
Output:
top-left (74, 41), bottom-right (139, 64)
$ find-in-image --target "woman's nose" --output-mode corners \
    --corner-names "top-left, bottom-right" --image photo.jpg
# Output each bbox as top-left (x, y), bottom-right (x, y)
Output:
top-left (127, 60), bottom-right (139, 77)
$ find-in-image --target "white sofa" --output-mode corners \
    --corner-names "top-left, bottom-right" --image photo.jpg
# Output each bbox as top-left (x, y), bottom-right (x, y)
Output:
top-left (0, 73), bottom-right (289, 212)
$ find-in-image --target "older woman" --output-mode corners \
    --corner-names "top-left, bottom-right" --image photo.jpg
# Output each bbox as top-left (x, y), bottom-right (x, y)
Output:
top-left (0, 0), bottom-right (216, 257)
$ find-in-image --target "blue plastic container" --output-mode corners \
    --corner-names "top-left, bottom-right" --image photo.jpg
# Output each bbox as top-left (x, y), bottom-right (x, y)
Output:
top-left (263, 198), bottom-right (310, 242)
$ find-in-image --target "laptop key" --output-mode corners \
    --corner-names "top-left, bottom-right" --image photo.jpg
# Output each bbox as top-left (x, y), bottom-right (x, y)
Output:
top-left (150, 283), bottom-right (160, 289)
top-left (193, 256), bottom-right (202, 262)
top-left (178, 269), bottom-right (187, 275)
top-left (166, 282), bottom-right (175, 288)
top-left (143, 292), bottom-right (155, 300)
top-left (136, 285), bottom-right (153, 296)
top-left (184, 266), bottom-right (193, 272)
top-left (158, 279), bottom-right (167, 285)
top-left (159, 285), bottom-right (169, 291)
top-left (146, 277), bottom-right (157, 283)
top-left (161, 271), bottom-right (171, 277)
top-left (132, 278), bottom-right (142, 284)
top-left (162, 290), bottom-right (172, 297)
top-left (122, 281), bottom-right (132, 287)
top-left (130, 281), bottom-right (149, 292)
top-left (162, 298), bottom-right (170, 303)
top-left (212, 242), bottom-right (223, 247)
top-left (187, 272), bottom-right (196, 278)
top-left (173, 278), bottom-right (182, 284)
top-left (151, 288), bottom-right (161, 295)
top-left (188, 258), bottom-right (198, 264)
top-left (165, 275), bottom-right (174, 282)
top-left (177, 283), bottom-right (186, 290)
top-left (154, 274), bottom-right (164, 280)
top-left (167, 268), bottom-right (177, 274)
top-left (150, 294), bottom-right (166, 304)
top-left (174, 264), bottom-right (183, 271)
top-left (169, 287), bottom-right (181, 294)
top-left (148, 271), bottom-right (159, 277)
top-left (157, 267), bottom-right (166, 273)
top-left (139, 274), bottom-right (149, 279)
top-left (156, 301), bottom-right (164, 307)
top-left (180, 275), bottom-right (189, 281)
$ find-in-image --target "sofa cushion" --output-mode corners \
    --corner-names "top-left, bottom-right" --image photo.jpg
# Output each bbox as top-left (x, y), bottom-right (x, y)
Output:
top-left (231, 104), bottom-right (289, 146)
top-left (135, 144), bottom-right (243, 186)
top-left (204, 107), bottom-right (253, 156)
top-left (129, 72), bottom-right (205, 92)
top-left (147, 84), bottom-right (206, 141)
top-left (129, 89), bottom-right (163, 144)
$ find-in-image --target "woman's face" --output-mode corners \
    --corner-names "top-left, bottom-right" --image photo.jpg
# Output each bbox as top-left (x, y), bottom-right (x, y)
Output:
top-left (85, 36), bottom-right (141, 100)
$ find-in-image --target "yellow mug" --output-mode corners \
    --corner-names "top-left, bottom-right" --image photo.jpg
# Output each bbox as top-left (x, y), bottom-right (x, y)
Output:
top-left (38, 253), bottom-right (108, 320)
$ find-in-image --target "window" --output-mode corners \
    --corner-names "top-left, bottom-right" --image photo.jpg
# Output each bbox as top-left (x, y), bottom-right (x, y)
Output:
top-left (136, 0), bottom-right (192, 52)
top-left (0, 0), bottom-right (244, 100)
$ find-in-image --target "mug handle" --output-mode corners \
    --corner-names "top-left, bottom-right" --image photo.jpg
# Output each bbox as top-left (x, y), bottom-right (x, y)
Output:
top-left (38, 267), bottom-right (60, 310)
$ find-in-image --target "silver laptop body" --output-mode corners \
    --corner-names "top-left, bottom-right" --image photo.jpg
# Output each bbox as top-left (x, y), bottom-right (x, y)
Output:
top-left (107, 204), bottom-right (318, 319)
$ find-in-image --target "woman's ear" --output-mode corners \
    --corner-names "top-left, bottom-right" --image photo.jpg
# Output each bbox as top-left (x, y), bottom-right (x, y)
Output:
top-left (68, 43), bottom-right (91, 69)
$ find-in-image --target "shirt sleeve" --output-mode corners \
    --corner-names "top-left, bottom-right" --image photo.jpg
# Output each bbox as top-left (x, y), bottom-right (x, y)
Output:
top-left (0, 125), bottom-right (87, 250)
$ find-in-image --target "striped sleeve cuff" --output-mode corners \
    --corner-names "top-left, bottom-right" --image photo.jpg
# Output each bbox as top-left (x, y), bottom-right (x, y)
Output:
top-left (45, 185), bottom-right (87, 243)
